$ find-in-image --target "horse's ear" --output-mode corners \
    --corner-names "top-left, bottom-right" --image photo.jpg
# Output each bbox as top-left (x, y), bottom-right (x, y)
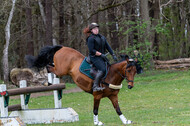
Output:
top-left (125, 55), bottom-right (134, 64)
top-left (125, 55), bottom-right (129, 59)
top-left (120, 54), bottom-right (125, 59)
top-left (120, 55), bottom-right (131, 63)
top-left (120, 55), bottom-right (129, 59)
top-left (125, 55), bottom-right (130, 63)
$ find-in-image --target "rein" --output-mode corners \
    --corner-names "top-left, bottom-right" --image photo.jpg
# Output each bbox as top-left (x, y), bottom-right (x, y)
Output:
top-left (117, 70), bottom-right (134, 83)
top-left (117, 62), bottom-right (135, 83)
top-left (101, 60), bottom-right (135, 89)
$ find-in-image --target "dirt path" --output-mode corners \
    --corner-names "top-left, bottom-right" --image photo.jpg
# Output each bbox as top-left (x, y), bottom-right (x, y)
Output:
top-left (11, 87), bottom-right (83, 99)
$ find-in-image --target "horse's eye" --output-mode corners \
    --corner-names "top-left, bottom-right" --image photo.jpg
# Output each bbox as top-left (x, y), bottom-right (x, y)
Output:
top-left (127, 70), bottom-right (131, 73)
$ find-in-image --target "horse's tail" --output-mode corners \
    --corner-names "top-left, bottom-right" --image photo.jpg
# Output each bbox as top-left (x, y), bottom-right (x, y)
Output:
top-left (25, 45), bottom-right (63, 70)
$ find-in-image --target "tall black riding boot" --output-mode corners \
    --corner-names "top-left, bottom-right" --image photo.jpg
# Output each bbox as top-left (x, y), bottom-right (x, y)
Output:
top-left (93, 71), bottom-right (105, 92)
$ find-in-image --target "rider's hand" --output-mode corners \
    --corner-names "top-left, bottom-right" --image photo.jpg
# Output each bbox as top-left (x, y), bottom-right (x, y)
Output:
top-left (112, 54), bottom-right (118, 61)
top-left (96, 51), bottom-right (102, 56)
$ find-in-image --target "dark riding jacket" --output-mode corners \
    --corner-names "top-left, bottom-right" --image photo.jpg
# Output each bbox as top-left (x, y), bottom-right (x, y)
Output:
top-left (87, 33), bottom-right (114, 74)
top-left (87, 34), bottom-right (114, 56)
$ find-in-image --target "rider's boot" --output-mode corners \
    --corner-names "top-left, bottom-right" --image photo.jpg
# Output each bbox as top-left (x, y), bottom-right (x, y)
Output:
top-left (93, 70), bottom-right (105, 92)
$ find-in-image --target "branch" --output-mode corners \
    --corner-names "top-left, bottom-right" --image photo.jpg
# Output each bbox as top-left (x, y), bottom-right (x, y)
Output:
top-left (87, 0), bottom-right (132, 20)
top-left (177, 0), bottom-right (184, 2)
top-left (159, 0), bottom-right (184, 21)
top-left (68, 0), bottom-right (133, 42)
top-left (160, 0), bottom-right (174, 9)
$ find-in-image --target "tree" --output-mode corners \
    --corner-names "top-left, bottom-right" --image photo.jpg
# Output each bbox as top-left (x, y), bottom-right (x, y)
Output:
top-left (90, 1), bottom-right (99, 23)
top-left (59, 0), bottom-right (64, 44)
top-left (107, 0), bottom-right (119, 50)
top-left (3, 0), bottom-right (17, 83)
top-left (25, 0), bottom-right (34, 55)
top-left (150, 0), bottom-right (160, 59)
top-left (45, 0), bottom-right (53, 45)
top-left (140, 0), bottom-right (151, 45)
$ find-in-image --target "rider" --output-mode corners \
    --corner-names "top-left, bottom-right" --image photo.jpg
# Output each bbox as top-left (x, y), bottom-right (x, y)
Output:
top-left (84, 22), bottom-right (118, 92)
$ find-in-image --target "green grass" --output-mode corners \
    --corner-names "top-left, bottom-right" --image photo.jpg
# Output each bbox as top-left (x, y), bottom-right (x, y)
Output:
top-left (9, 70), bottom-right (190, 126)
top-left (0, 80), bottom-right (4, 84)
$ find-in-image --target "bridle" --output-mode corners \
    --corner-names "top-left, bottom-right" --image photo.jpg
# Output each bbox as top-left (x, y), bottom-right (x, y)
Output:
top-left (117, 62), bottom-right (136, 83)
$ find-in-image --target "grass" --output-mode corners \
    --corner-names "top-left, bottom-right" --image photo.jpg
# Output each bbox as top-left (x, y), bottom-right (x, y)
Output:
top-left (8, 70), bottom-right (190, 126)
top-left (0, 80), bottom-right (4, 84)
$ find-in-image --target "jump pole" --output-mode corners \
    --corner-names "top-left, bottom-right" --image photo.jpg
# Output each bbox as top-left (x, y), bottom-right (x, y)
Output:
top-left (0, 74), bottom-right (79, 124)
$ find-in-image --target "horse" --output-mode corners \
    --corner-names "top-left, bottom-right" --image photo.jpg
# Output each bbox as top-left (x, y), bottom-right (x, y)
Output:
top-left (25, 45), bottom-right (137, 125)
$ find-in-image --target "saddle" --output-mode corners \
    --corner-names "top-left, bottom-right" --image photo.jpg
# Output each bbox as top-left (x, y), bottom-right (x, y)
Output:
top-left (79, 57), bottom-right (109, 80)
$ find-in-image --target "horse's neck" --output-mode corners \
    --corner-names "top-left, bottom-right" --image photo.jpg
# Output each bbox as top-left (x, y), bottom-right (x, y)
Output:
top-left (106, 61), bottom-right (127, 85)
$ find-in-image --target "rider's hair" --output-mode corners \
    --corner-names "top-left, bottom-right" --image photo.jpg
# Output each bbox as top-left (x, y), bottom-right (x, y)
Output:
top-left (83, 26), bottom-right (91, 37)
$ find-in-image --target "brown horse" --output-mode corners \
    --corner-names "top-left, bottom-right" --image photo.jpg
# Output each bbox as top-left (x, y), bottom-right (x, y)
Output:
top-left (25, 45), bottom-right (137, 125)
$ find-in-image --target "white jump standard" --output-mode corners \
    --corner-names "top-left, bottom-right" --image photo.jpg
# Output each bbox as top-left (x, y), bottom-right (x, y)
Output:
top-left (0, 76), bottom-right (79, 125)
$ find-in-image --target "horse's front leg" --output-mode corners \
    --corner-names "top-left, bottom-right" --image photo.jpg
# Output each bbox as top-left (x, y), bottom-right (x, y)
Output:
top-left (108, 95), bottom-right (132, 125)
top-left (93, 96), bottom-right (104, 125)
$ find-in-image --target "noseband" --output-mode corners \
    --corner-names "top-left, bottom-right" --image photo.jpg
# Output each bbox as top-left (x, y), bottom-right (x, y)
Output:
top-left (117, 62), bottom-right (135, 83)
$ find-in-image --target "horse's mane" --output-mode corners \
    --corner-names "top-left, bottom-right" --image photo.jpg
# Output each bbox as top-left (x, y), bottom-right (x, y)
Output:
top-left (111, 55), bottom-right (129, 65)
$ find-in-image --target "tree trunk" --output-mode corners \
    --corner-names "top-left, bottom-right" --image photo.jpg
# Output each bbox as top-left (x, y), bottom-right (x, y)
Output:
top-left (26, 0), bottom-right (34, 55)
top-left (52, 1), bottom-right (59, 45)
top-left (3, 0), bottom-right (17, 83)
top-left (140, 0), bottom-right (151, 46)
top-left (91, 1), bottom-right (99, 23)
top-left (45, 0), bottom-right (52, 45)
top-left (16, 0), bottom-right (25, 68)
top-left (179, 2), bottom-right (186, 58)
top-left (150, 0), bottom-right (160, 59)
top-left (99, 2), bottom-right (107, 39)
top-left (155, 58), bottom-right (190, 64)
top-left (59, 0), bottom-right (64, 44)
top-left (38, 0), bottom-right (46, 26)
top-left (124, 0), bottom-right (137, 47)
top-left (107, 0), bottom-right (119, 50)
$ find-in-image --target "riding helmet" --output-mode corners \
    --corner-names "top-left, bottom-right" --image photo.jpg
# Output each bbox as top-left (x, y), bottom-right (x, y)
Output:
top-left (89, 23), bottom-right (99, 30)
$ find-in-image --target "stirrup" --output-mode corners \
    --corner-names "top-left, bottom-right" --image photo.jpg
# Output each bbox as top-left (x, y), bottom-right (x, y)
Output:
top-left (93, 86), bottom-right (105, 92)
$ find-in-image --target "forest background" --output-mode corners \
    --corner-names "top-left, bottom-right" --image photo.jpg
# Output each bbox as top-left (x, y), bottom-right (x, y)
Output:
top-left (0, 0), bottom-right (189, 82)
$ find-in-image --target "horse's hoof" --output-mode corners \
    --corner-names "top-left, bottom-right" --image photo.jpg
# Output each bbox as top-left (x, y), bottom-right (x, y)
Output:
top-left (42, 81), bottom-right (52, 86)
top-left (94, 121), bottom-right (104, 125)
top-left (126, 120), bottom-right (132, 124)
top-left (42, 80), bottom-right (48, 86)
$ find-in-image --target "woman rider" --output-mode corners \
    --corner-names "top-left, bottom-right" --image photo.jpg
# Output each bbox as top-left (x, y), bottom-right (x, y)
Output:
top-left (84, 22), bottom-right (118, 92)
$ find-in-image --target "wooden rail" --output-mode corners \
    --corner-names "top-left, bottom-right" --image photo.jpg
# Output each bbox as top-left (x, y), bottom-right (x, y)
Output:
top-left (6, 83), bottom-right (65, 96)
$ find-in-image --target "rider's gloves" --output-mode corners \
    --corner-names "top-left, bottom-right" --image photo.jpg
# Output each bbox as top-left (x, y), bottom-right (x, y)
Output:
top-left (112, 54), bottom-right (118, 61)
top-left (101, 54), bottom-right (106, 59)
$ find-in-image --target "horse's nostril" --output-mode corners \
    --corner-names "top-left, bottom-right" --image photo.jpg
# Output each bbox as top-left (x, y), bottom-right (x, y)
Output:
top-left (128, 85), bottom-right (133, 89)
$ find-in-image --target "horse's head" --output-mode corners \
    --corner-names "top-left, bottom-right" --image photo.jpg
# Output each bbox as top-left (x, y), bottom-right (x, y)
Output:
top-left (120, 55), bottom-right (137, 89)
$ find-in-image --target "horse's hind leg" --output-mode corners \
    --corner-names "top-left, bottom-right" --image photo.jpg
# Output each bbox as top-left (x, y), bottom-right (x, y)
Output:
top-left (108, 95), bottom-right (132, 125)
top-left (46, 65), bottom-right (55, 73)
top-left (93, 97), bottom-right (104, 125)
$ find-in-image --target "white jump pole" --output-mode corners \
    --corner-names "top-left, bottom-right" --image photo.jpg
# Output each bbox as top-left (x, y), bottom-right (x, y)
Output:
top-left (0, 84), bottom-right (8, 117)
top-left (53, 77), bottom-right (62, 108)
top-left (19, 80), bottom-right (28, 109)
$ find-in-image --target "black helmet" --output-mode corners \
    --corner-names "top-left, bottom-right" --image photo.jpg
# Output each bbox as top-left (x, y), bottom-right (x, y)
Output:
top-left (89, 22), bottom-right (99, 30)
